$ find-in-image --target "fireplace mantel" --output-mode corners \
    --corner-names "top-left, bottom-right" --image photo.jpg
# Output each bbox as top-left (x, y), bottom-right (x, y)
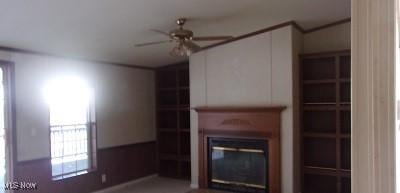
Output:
top-left (194, 106), bottom-right (285, 193)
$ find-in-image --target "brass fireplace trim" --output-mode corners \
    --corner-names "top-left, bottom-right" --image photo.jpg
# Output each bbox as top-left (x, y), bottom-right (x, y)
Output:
top-left (211, 179), bottom-right (266, 189)
top-left (212, 146), bottom-right (264, 154)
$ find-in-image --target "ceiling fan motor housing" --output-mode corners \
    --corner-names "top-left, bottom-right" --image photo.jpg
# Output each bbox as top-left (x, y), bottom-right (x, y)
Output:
top-left (170, 28), bottom-right (194, 40)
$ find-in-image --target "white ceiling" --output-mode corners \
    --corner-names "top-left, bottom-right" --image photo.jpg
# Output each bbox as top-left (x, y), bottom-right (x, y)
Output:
top-left (0, 0), bottom-right (350, 67)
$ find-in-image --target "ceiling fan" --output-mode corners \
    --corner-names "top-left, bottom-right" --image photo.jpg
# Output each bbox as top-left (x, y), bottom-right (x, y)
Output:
top-left (135, 18), bottom-right (233, 56)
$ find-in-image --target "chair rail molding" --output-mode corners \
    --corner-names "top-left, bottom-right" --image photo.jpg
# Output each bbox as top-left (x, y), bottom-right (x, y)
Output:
top-left (352, 0), bottom-right (396, 193)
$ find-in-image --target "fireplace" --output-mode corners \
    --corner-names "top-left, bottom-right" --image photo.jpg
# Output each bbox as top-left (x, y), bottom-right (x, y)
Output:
top-left (195, 107), bottom-right (284, 193)
top-left (209, 137), bottom-right (268, 193)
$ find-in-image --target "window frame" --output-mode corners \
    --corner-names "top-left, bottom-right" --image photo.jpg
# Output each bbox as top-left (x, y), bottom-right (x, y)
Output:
top-left (47, 83), bottom-right (97, 180)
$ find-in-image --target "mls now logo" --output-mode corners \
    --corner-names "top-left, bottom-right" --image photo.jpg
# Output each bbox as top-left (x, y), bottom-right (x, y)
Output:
top-left (4, 182), bottom-right (38, 191)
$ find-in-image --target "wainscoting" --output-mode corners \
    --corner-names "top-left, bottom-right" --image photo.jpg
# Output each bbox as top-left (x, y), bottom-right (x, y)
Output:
top-left (14, 141), bottom-right (156, 193)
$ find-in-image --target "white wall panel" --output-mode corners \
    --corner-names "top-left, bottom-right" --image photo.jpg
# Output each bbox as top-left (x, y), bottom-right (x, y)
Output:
top-left (271, 26), bottom-right (294, 193)
top-left (189, 51), bottom-right (207, 187)
top-left (190, 25), bottom-right (298, 193)
top-left (205, 32), bottom-right (272, 106)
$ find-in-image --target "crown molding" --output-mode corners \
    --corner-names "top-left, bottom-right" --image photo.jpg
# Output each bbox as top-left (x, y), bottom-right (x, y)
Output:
top-left (0, 46), bottom-right (155, 71)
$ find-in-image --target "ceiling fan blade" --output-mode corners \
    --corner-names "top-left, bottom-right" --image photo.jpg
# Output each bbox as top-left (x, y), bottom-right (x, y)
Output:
top-left (192, 36), bottom-right (233, 41)
top-left (135, 40), bottom-right (172, 47)
top-left (150, 29), bottom-right (171, 37)
top-left (183, 41), bottom-right (201, 51)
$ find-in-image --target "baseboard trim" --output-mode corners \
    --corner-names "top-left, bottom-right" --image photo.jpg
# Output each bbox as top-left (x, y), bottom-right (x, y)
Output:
top-left (92, 174), bottom-right (158, 193)
top-left (190, 183), bottom-right (199, 189)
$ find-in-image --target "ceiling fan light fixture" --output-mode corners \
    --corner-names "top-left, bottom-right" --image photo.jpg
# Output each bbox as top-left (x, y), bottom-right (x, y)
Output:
top-left (169, 40), bottom-right (199, 57)
top-left (182, 41), bottom-right (201, 53)
top-left (170, 43), bottom-right (186, 57)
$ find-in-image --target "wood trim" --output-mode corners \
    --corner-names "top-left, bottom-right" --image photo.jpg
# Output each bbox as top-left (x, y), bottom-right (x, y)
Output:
top-left (98, 141), bottom-right (156, 151)
top-left (14, 141), bottom-right (156, 193)
top-left (292, 22), bottom-right (306, 33)
top-left (199, 21), bottom-right (302, 51)
top-left (299, 49), bottom-right (351, 58)
top-left (292, 39), bottom-right (302, 193)
top-left (303, 18), bottom-right (351, 34)
top-left (198, 18), bottom-right (350, 52)
top-left (156, 61), bottom-right (189, 69)
top-left (0, 46), bottom-right (154, 71)
top-left (16, 141), bottom-right (156, 165)
top-left (17, 157), bottom-right (51, 165)
top-left (194, 106), bottom-right (286, 113)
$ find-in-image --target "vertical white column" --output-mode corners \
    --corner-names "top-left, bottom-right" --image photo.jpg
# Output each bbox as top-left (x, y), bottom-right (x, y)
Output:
top-left (396, 3), bottom-right (400, 191)
top-left (352, 0), bottom-right (396, 192)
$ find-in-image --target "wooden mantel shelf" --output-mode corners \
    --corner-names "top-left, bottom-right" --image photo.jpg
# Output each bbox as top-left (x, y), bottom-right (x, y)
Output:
top-left (193, 106), bottom-right (286, 113)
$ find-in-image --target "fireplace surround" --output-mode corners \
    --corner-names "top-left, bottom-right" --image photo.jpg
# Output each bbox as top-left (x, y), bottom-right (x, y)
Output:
top-left (195, 107), bottom-right (285, 193)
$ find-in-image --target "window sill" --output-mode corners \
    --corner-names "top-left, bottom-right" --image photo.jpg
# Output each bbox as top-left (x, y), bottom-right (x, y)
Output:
top-left (52, 168), bottom-right (96, 181)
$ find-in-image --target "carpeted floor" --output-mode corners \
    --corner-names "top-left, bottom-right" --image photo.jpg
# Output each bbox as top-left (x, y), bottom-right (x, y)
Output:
top-left (109, 176), bottom-right (192, 193)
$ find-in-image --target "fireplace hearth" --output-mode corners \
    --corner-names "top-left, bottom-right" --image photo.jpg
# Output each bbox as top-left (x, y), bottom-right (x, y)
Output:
top-left (195, 107), bottom-right (285, 193)
top-left (209, 137), bottom-right (268, 193)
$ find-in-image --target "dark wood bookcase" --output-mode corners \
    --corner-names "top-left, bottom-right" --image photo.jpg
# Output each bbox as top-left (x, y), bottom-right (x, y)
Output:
top-left (300, 50), bottom-right (351, 193)
top-left (156, 62), bottom-right (191, 179)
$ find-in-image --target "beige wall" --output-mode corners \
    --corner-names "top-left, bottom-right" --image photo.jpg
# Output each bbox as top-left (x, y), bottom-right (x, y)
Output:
top-left (189, 26), bottom-right (302, 193)
top-left (0, 50), bottom-right (156, 161)
top-left (303, 22), bottom-right (351, 53)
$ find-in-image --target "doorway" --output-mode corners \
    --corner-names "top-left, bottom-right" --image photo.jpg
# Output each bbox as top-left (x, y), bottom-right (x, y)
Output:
top-left (0, 61), bottom-right (15, 192)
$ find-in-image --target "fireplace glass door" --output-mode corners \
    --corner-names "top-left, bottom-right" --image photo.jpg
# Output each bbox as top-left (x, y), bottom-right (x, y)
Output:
top-left (209, 138), bottom-right (268, 193)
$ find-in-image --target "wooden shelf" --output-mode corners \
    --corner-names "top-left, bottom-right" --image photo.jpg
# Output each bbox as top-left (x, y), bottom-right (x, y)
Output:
top-left (303, 132), bottom-right (336, 138)
top-left (180, 128), bottom-right (190, 132)
top-left (304, 166), bottom-right (337, 175)
top-left (159, 153), bottom-right (180, 161)
top-left (158, 105), bottom-right (190, 111)
top-left (179, 87), bottom-right (190, 90)
top-left (303, 105), bottom-right (350, 111)
top-left (159, 128), bottom-right (177, 133)
top-left (158, 87), bottom-right (178, 91)
top-left (340, 134), bottom-right (351, 139)
top-left (303, 79), bottom-right (336, 84)
top-left (303, 102), bottom-right (337, 105)
top-left (340, 170), bottom-right (352, 178)
top-left (300, 51), bottom-right (351, 193)
top-left (156, 62), bottom-right (191, 180)
top-left (303, 132), bottom-right (351, 139)
top-left (303, 78), bottom-right (350, 84)
top-left (304, 166), bottom-right (351, 177)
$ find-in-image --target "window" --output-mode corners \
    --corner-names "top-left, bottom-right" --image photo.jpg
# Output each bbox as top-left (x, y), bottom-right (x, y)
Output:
top-left (45, 76), bottom-right (96, 179)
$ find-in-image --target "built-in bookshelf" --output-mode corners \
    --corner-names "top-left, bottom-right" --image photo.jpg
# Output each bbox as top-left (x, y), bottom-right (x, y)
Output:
top-left (300, 50), bottom-right (351, 193)
top-left (156, 62), bottom-right (191, 179)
